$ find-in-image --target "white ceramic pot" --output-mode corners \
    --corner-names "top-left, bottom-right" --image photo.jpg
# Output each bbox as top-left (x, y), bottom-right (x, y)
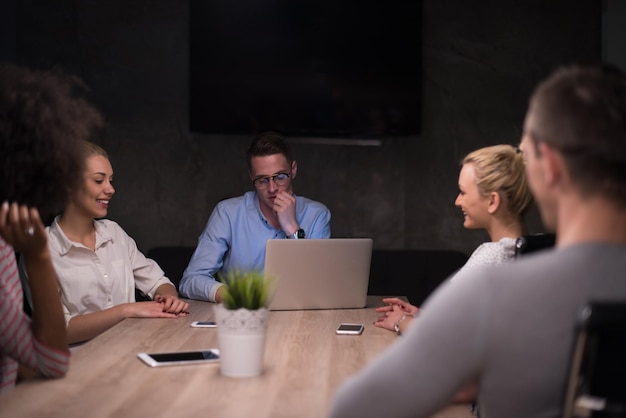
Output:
top-left (214, 304), bottom-right (269, 378)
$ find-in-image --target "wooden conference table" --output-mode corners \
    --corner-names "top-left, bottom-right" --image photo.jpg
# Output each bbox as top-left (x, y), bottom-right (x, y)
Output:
top-left (0, 296), bottom-right (472, 418)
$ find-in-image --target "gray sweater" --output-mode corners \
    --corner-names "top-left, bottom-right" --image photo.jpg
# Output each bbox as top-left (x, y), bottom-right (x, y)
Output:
top-left (328, 243), bottom-right (626, 418)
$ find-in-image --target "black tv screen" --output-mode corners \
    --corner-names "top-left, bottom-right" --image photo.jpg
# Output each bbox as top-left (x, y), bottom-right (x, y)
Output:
top-left (190, 0), bottom-right (421, 139)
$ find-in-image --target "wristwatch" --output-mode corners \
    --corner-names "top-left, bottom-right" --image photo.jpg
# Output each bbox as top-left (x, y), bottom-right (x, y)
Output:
top-left (288, 228), bottom-right (306, 239)
top-left (393, 314), bottom-right (414, 336)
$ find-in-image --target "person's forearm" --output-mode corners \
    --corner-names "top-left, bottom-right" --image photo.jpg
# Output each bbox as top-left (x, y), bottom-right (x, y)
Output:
top-left (25, 250), bottom-right (69, 353)
top-left (66, 305), bottom-right (127, 344)
top-left (398, 316), bottom-right (415, 335)
top-left (155, 283), bottom-right (178, 298)
top-left (215, 285), bottom-right (227, 303)
top-left (179, 275), bottom-right (219, 302)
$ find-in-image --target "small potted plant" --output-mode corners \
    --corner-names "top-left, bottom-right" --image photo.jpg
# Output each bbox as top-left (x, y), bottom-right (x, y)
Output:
top-left (213, 270), bottom-right (273, 377)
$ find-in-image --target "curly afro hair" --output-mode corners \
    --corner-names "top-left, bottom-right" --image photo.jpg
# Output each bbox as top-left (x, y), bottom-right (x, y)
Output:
top-left (0, 64), bottom-right (104, 219)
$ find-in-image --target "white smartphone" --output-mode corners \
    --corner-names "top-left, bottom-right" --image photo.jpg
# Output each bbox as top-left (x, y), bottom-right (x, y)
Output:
top-left (336, 323), bottom-right (364, 335)
top-left (137, 349), bottom-right (220, 367)
top-left (190, 321), bottom-right (217, 328)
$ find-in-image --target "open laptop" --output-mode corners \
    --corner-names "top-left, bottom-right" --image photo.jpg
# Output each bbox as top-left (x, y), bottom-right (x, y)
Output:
top-left (264, 238), bottom-right (373, 310)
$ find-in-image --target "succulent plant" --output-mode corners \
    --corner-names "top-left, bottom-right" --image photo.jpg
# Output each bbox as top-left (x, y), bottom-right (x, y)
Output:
top-left (219, 270), bottom-right (272, 310)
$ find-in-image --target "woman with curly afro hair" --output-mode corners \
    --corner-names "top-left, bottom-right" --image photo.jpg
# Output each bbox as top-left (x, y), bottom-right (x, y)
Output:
top-left (0, 63), bottom-right (103, 394)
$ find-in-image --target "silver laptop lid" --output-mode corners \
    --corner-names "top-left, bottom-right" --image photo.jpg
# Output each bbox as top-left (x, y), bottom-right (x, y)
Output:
top-left (264, 238), bottom-right (373, 310)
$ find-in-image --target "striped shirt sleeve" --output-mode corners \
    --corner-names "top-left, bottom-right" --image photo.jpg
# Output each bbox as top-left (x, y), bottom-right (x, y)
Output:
top-left (0, 237), bottom-right (70, 394)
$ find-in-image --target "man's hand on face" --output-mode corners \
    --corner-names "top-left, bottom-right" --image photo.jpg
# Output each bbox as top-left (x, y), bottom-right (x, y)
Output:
top-left (273, 191), bottom-right (298, 235)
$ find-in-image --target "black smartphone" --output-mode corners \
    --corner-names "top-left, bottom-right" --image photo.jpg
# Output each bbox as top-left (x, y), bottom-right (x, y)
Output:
top-left (190, 321), bottom-right (217, 328)
top-left (137, 349), bottom-right (220, 367)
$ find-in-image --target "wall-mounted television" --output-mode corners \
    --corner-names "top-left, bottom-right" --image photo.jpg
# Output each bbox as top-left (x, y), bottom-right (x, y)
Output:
top-left (190, 0), bottom-right (421, 139)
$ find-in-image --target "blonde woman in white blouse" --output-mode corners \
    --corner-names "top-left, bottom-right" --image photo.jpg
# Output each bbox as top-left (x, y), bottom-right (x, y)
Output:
top-left (375, 144), bottom-right (532, 333)
top-left (373, 144), bottom-right (532, 408)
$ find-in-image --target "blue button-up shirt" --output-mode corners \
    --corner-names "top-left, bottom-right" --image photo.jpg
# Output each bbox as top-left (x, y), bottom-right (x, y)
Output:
top-left (179, 191), bottom-right (331, 301)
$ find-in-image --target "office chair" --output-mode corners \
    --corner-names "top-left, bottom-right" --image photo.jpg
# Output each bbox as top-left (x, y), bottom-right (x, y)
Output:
top-left (562, 302), bottom-right (626, 418)
top-left (146, 246), bottom-right (196, 291)
top-left (135, 246), bottom-right (195, 301)
top-left (514, 233), bottom-right (556, 257)
top-left (15, 251), bottom-right (33, 317)
top-left (368, 249), bottom-right (468, 305)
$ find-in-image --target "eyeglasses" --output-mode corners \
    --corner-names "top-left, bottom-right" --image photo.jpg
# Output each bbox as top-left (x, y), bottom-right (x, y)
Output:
top-left (252, 172), bottom-right (291, 189)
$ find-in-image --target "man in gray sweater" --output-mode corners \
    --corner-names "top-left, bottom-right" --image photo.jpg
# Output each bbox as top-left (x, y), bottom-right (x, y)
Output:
top-left (328, 64), bottom-right (626, 418)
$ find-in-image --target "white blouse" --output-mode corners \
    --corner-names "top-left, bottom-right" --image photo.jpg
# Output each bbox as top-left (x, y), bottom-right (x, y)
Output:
top-left (46, 217), bottom-right (174, 325)
top-left (450, 237), bottom-right (517, 283)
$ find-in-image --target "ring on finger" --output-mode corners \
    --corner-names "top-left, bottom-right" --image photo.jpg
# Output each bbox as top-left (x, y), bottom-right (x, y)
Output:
top-left (26, 226), bottom-right (34, 236)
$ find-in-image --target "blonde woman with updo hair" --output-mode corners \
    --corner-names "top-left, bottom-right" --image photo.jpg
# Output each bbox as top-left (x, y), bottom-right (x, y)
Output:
top-left (451, 144), bottom-right (532, 272)
top-left (375, 144), bottom-right (532, 330)
top-left (373, 144), bottom-right (531, 410)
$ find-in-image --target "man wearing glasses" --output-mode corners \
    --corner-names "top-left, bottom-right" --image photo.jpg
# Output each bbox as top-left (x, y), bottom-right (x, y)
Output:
top-left (179, 132), bottom-right (331, 302)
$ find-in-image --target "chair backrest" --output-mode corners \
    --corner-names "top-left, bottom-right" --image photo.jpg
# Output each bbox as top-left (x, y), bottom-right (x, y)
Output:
top-left (16, 251), bottom-right (33, 316)
top-left (368, 249), bottom-right (468, 305)
top-left (146, 246), bottom-right (196, 291)
top-left (562, 302), bottom-right (626, 418)
top-left (514, 233), bottom-right (556, 257)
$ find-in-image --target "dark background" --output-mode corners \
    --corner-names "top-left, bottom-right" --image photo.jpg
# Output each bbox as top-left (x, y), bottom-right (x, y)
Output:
top-left (189, 0), bottom-right (421, 137)
top-left (2, 0), bottom-right (622, 257)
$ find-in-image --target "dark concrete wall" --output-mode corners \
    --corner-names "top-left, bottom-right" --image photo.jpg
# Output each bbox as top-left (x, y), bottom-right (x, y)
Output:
top-left (12, 0), bottom-right (602, 256)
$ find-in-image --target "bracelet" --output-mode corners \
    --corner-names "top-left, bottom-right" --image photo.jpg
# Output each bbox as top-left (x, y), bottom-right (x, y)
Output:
top-left (393, 314), bottom-right (414, 336)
